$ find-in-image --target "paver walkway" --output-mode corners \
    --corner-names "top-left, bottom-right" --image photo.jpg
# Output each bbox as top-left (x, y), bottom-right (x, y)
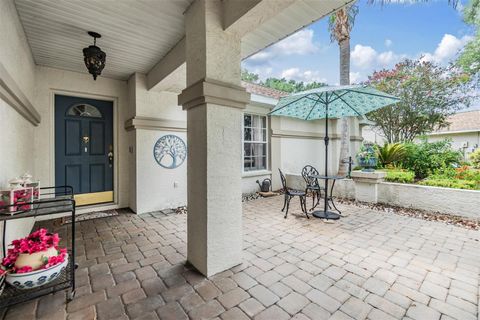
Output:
top-left (4, 196), bottom-right (480, 319)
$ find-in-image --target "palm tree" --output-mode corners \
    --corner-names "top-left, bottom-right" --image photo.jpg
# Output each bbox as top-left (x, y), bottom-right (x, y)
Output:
top-left (328, 4), bottom-right (358, 176)
top-left (330, 1), bottom-right (458, 176)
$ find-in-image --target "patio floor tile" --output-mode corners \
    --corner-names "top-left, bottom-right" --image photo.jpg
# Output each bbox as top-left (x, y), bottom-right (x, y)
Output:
top-left (2, 196), bottom-right (480, 319)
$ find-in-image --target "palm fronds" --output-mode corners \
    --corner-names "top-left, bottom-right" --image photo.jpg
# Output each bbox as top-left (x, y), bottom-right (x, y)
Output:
top-left (376, 142), bottom-right (407, 167)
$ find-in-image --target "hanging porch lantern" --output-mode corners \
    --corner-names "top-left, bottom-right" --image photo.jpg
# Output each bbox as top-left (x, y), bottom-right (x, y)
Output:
top-left (83, 31), bottom-right (106, 80)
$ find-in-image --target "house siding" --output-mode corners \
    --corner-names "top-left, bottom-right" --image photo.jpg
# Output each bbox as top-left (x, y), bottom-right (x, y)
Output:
top-left (0, 0), bottom-right (38, 251)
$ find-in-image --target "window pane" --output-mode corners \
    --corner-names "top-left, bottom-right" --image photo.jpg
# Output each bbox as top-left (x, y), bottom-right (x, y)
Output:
top-left (244, 143), bottom-right (252, 156)
top-left (251, 156), bottom-right (266, 170)
top-left (244, 157), bottom-right (252, 170)
top-left (243, 113), bottom-right (267, 171)
top-left (244, 128), bottom-right (252, 141)
top-left (252, 115), bottom-right (261, 129)
top-left (244, 115), bottom-right (252, 127)
top-left (252, 143), bottom-right (264, 157)
top-left (67, 104), bottom-right (102, 118)
top-left (252, 128), bottom-right (263, 141)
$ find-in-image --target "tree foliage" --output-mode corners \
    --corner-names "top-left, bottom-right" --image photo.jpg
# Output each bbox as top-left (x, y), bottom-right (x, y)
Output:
top-left (366, 59), bottom-right (476, 143)
top-left (241, 69), bottom-right (259, 83)
top-left (470, 148), bottom-right (480, 168)
top-left (328, 5), bottom-right (358, 44)
top-left (456, 0), bottom-right (480, 75)
top-left (241, 69), bottom-right (326, 93)
top-left (402, 139), bottom-right (462, 179)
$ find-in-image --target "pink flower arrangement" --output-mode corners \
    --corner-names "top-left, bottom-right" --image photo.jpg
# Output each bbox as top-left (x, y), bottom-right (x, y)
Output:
top-left (1, 228), bottom-right (67, 274)
top-left (12, 188), bottom-right (33, 211)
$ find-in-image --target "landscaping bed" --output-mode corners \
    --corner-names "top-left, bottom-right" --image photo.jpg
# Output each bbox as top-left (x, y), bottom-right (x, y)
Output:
top-left (337, 197), bottom-right (480, 230)
top-left (361, 139), bottom-right (480, 191)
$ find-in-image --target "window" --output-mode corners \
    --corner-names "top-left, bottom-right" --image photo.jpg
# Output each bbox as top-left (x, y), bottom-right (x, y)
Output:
top-left (243, 114), bottom-right (267, 171)
top-left (67, 104), bottom-right (102, 118)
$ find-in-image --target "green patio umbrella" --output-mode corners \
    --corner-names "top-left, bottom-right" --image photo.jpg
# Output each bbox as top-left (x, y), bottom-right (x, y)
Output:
top-left (269, 85), bottom-right (399, 219)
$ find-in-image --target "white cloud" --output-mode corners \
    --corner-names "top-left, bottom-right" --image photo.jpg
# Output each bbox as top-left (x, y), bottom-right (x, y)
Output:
top-left (245, 28), bottom-right (319, 65)
top-left (421, 34), bottom-right (473, 63)
top-left (349, 72), bottom-right (362, 84)
top-left (378, 51), bottom-right (399, 66)
top-left (280, 67), bottom-right (327, 83)
top-left (351, 45), bottom-right (378, 69)
top-left (351, 45), bottom-right (405, 69)
top-left (247, 51), bottom-right (272, 64)
top-left (385, 39), bottom-right (393, 48)
top-left (274, 29), bottom-right (318, 55)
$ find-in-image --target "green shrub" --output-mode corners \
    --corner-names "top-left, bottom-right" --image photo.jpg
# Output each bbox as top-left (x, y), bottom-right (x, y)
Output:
top-left (418, 178), bottom-right (479, 190)
top-left (401, 139), bottom-right (462, 179)
top-left (376, 143), bottom-right (407, 168)
top-left (470, 149), bottom-right (480, 169)
top-left (384, 170), bottom-right (415, 183)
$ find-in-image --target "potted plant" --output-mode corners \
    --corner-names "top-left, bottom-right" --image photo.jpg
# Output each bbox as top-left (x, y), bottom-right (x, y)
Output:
top-left (356, 141), bottom-right (378, 172)
top-left (2, 228), bottom-right (68, 290)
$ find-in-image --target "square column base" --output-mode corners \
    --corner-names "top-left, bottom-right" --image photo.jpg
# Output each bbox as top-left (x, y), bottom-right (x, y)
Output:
top-left (351, 171), bottom-right (386, 203)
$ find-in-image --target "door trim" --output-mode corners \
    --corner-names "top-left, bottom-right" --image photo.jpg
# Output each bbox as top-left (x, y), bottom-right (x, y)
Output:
top-left (51, 90), bottom-right (119, 208)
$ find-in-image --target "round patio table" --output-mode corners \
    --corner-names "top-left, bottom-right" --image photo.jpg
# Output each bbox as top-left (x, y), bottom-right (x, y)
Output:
top-left (309, 175), bottom-right (345, 220)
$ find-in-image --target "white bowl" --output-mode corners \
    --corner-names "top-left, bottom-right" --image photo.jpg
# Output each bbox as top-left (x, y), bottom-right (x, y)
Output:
top-left (6, 254), bottom-right (68, 290)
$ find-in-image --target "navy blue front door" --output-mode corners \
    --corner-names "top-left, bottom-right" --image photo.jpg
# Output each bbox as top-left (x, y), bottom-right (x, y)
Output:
top-left (55, 95), bottom-right (113, 205)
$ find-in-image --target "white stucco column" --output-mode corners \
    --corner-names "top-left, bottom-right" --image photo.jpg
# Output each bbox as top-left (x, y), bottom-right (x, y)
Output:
top-left (351, 171), bottom-right (386, 203)
top-left (178, 0), bottom-right (250, 277)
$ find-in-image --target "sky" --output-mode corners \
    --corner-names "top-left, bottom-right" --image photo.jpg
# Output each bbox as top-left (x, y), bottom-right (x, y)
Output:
top-left (242, 1), bottom-right (475, 86)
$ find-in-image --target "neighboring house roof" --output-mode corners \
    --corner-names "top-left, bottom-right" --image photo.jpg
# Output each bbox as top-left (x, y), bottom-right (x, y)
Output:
top-left (430, 110), bottom-right (480, 135)
top-left (242, 81), bottom-right (289, 100)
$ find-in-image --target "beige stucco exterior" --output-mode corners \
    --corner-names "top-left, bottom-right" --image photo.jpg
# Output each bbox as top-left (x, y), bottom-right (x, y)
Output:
top-left (1, 0), bottom-right (364, 275)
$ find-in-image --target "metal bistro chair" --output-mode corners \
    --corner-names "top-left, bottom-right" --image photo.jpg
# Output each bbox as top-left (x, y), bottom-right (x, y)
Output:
top-left (301, 165), bottom-right (324, 211)
top-left (278, 169), bottom-right (308, 219)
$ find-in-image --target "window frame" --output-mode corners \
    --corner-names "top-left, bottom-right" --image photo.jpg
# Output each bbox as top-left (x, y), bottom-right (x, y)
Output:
top-left (242, 113), bottom-right (269, 173)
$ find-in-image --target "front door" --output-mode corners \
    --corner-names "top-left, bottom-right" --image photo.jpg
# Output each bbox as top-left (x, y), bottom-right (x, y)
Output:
top-left (55, 95), bottom-right (114, 206)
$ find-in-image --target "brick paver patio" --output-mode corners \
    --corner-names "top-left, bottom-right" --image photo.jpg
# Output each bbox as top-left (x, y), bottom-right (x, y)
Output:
top-left (4, 196), bottom-right (480, 320)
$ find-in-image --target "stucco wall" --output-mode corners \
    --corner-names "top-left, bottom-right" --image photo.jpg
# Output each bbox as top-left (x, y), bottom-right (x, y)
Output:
top-left (426, 132), bottom-right (480, 161)
top-left (0, 0), bottom-right (38, 250)
top-left (136, 129), bottom-right (188, 213)
top-left (270, 116), bottom-right (361, 191)
top-left (332, 177), bottom-right (480, 219)
top-left (127, 74), bottom-right (188, 213)
top-left (34, 66), bottom-right (130, 210)
top-left (377, 182), bottom-right (480, 218)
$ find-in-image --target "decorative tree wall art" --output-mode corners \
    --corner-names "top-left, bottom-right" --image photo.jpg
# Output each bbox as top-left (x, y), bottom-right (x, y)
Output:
top-left (153, 135), bottom-right (187, 169)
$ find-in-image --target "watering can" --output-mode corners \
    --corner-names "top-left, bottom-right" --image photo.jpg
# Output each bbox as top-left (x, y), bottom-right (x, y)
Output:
top-left (256, 178), bottom-right (271, 192)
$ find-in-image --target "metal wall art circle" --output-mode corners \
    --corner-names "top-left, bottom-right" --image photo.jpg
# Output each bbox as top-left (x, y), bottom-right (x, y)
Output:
top-left (153, 135), bottom-right (187, 169)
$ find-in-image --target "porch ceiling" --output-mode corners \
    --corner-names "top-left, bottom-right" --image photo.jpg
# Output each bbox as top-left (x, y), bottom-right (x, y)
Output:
top-left (15, 0), bottom-right (350, 82)
top-left (14, 0), bottom-right (193, 80)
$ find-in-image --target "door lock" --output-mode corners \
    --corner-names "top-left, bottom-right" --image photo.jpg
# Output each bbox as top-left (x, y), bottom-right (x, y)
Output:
top-left (108, 151), bottom-right (114, 167)
top-left (83, 136), bottom-right (90, 152)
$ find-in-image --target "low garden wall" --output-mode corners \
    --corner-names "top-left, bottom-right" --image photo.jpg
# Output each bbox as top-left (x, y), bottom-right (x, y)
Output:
top-left (285, 173), bottom-right (480, 219)
top-left (377, 182), bottom-right (480, 218)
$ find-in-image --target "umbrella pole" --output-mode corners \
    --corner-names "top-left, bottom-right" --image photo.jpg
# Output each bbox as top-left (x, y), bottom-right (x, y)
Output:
top-left (313, 97), bottom-right (339, 220)
top-left (324, 103), bottom-right (329, 214)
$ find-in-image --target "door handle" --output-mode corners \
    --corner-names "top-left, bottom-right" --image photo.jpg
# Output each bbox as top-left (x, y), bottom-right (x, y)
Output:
top-left (108, 152), bottom-right (113, 167)
top-left (83, 136), bottom-right (89, 152)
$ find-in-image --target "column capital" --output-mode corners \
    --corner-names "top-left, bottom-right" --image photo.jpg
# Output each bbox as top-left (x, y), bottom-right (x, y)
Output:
top-left (351, 171), bottom-right (386, 184)
top-left (178, 78), bottom-right (250, 110)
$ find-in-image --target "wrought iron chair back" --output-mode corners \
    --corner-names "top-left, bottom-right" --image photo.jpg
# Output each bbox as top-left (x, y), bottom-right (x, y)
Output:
top-left (301, 165), bottom-right (320, 188)
top-left (278, 168), bottom-right (288, 193)
top-left (278, 168), bottom-right (308, 219)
